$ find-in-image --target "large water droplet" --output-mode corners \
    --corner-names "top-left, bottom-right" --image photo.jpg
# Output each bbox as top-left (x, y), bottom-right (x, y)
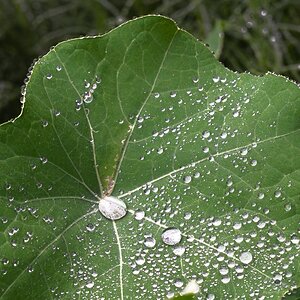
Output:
top-left (162, 228), bottom-right (182, 245)
top-left (98, 196), bottom-right (127, 220)
top-left (239, 251), bottom-right (253, 264)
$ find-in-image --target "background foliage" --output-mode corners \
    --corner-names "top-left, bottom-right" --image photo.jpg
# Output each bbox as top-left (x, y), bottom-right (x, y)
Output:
top-left (0, 0), bottom-right (299, 123)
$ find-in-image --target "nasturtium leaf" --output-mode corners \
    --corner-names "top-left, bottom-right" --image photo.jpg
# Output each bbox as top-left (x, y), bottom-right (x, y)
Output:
top-left (0, 15), bottom-right (299, 300)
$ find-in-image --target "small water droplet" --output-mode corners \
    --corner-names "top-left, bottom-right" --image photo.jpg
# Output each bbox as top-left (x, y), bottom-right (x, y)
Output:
top-left (184, 176), bottom-right (192, 184)
top-left (134, 210), bottom-right (145, 220)
top-left (144, 236), bottom-right (156, 248)
top-left (86, 223), bottom-right (95, 232)
top-left (170, 91), bottom-right (177, 98)
top-left (274, 190), bottom-right (282, 198)
top-left (240, 148), bottom-right (248, 156)
top-left (174, 278), bottom-right (184, 288)
top-left (284, 203), bottom-right (291, 212)
top-left (136, 257), bottom-right (145, 266)
top-left (173, 245), bottom-right (185, 256)
top-left (202, 130), bottom-right (210, 139)
top-left (86, 281), bottom-right (94, 289)
top-left (46, 74), bottom-right (52, 80)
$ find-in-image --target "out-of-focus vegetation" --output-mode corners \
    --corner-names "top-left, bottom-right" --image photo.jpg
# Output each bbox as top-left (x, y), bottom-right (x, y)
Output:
top-left (0, 0), bottom-right (299, 122)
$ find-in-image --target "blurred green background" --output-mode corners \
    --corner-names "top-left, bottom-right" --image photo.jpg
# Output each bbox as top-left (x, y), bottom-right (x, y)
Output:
top-left (0, 0), bottom-right (299, 123)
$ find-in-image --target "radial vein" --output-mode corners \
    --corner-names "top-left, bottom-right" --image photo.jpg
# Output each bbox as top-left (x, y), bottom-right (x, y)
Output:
top-left (112, 29), bottom-right (178, 187)
top-left (113, 221), bottom-right (124, 300)
top-left (119, 128), bottom-right (300, 199)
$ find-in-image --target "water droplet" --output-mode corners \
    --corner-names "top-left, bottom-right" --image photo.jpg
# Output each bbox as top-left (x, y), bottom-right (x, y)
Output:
top-left (182, 280), bottom-right (200, 294)
top-left (144, 236), bottom-right (156, 248)
top-left (134, 210), bottom-right (145, 220)
top-left (273, 274), bottom-right (282, 284)
top-left (174, 279), bottom-right (184, 288)
top-left (95, 76), bottom-right (101, 84)
top-left (184, 176), bottom-right (192, 184)
top-left (157, 148), bottom-right (164, 154)
top-left (136, 257), bottom-right (145, 266)
top-left (173, 245), bottom-right (185, 256)
top-left (220, 132), bottom-right (227, 139)
top-left (41, 120), bottom-right (48, 127)
top-left (239, 251), bottom-right (253, 264)
top-left (251, 160), bottom-right (257, 166)
top-left (274, 190), bottom-right (282, 198)
top-left (221, 276), bottom-right (230, 284)
top-left (233, 111), bottom-right (240, 118)
top-left (86, 281), bottom-right (94, 289)
top-left (56, 65), bottom-right (62, 72)
top-left (161, 228), bottom-right (182, 245)
top-left (98, 196), bottom-right (127, 220)
top-left (240, 148), bottom-right (248, 156)
top-left (284, 203), bottom-right (291, 212)
top-left (202, 130), bottom-right (210, 139)
top-left (46, 74), bottom-right (52, 80)
top-left (86, 223), bottom-right (95, 232)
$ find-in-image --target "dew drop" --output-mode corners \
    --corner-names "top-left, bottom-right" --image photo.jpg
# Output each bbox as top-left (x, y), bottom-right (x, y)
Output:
top-left (46, 74), bottom-right (52, 80)
top-left (136, 257), bottom-right (145, 266)
top-left (221, 277), bottom-right (230, 284)
top-left (173, 245), bottom-right (185, 256)
top-left (170, 91), bottom-right (177, 98)
top-left (233, 111), bottom-right (240, 118)
top-left (284, 203), bottom-right (291, 212)
top-left (98, 196), bottom-right (127, 220)
top-left (144, 236), bottom-right (156, 248)
top-left (134, 210), bottom-right (145, 221)
top-left (86, 281), bottom-right (94, 289)
top-left (202, 130), bottom-right (210, 139)
top-left (182, 280), bottom-right (199, 294)
top-left (274, 190), bottom-right (282, 198)
top-left (174, 279), bottom-right (184, 288)
top-left (184, 176), bottom-right (192, 184)
top-left (239, 251), bottom-right (253, 264)
top-left (162, 228), bottom-right (182, 245)
top-left (240, 148), bottom-right (248, 156)
top-left (86, 223), bottom-right (95, 232)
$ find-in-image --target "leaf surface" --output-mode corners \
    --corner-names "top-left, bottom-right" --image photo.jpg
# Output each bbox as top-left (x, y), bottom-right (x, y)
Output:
top-left (0, 16), bottom-right (299, 300)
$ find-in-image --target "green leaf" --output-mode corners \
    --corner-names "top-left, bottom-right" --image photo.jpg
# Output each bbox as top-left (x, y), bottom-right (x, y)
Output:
top-left (0, 15), bottom-right (299, 299)
top-left (205, 20), bottom-right (224, 59)
top-left (172, 295), bottom-right (196, 300)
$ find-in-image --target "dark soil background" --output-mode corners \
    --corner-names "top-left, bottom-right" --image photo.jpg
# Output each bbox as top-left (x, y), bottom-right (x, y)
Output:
top-left (0, 0), bottom-right (299, 123)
